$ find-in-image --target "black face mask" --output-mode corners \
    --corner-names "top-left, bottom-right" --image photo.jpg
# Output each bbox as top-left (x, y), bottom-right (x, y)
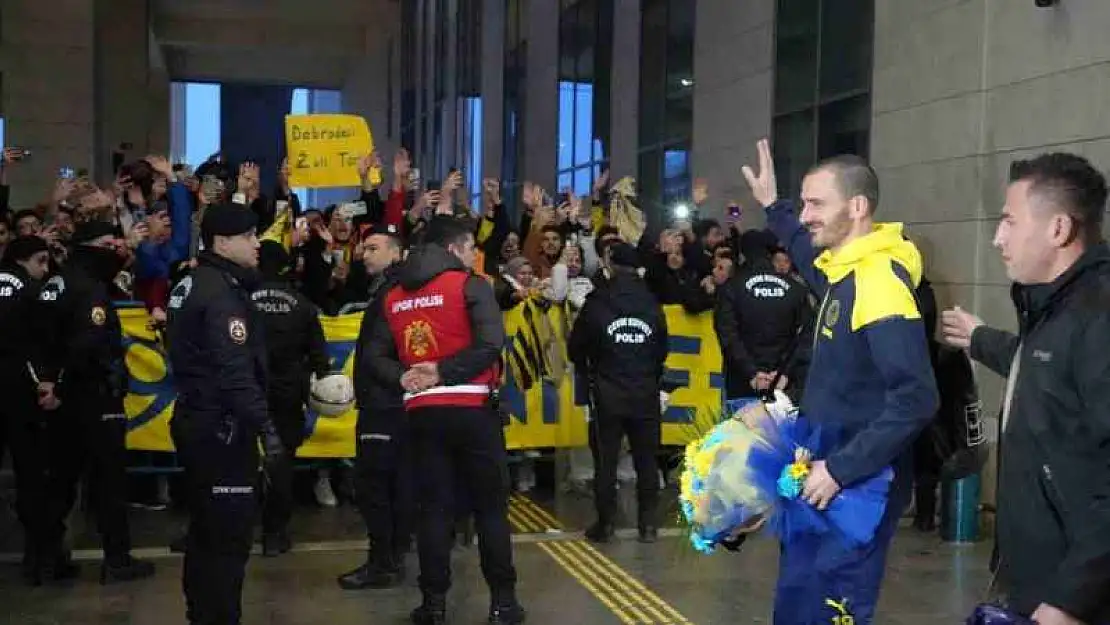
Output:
top-left (78, 245), bottom-right (126, 283)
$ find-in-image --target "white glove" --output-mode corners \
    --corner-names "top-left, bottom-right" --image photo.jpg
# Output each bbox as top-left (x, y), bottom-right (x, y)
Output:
top-left (765, 389), bottom-right (797, 422)
top-left (659, 391), bottom-right (671, 414)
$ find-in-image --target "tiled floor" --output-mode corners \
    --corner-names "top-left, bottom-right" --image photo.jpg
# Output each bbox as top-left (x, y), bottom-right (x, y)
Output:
top-left (0, 464), bottom-right (992, 624)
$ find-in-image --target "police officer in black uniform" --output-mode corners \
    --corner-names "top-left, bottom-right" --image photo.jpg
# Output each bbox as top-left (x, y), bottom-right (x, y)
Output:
top-left (713, 230), bottom-right (812, 402)
top-left (568, 242), bottom-right (669, 544)
top-left (366, 216), bottom-right (524, 625)
top-left (34, 221), bottom-right (156, 585)
top-left (167, 204), bottom-right (284, 625)
top-left (0, 236), bottom-right (55, 583)
top-left (339, 223), bottom-right (414, 590)
top-left (252, 240), bottom-right (331, 556)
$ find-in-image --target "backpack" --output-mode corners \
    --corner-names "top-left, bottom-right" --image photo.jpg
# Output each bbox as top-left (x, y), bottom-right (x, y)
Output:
top-left (928, 344), bottom-right (989, 480)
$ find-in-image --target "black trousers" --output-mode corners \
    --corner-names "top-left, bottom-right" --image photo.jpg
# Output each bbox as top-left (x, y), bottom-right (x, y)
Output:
top-left (354, 407), bottom-right (414, 563)
top-left (409, 405), bottom-right (516, 601)
top-left (5, 403), bottom-right (59, 562)
top-left (261, 407), bottom-right (305, 537)
top-left (173, 416), bottom-right (259, 625)
top-left (42, 403), bottom-right (132, 562)
top-left (589, 414), bottom-right (661, 528)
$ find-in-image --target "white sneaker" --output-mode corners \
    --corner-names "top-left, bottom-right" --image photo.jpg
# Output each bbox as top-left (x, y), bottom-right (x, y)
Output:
top-left (315, 473), bottom-right (338, 507)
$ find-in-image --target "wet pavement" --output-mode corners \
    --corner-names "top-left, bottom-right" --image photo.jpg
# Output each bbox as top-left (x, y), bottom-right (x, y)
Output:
top-left (0, 459), bottom-right (992, 624)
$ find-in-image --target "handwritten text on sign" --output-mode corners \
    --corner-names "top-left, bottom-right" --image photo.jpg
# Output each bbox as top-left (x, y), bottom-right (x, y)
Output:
top-left (284, 114), bottom-right (376, 189)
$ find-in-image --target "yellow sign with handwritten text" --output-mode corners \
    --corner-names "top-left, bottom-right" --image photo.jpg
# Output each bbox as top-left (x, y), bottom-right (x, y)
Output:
top-left (284, 114), bottom-right (377, 188)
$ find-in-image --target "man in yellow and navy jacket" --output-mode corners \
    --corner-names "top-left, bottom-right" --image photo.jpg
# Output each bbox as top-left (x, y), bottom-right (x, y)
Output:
top-left (742, 139), bottom-right (939, 624)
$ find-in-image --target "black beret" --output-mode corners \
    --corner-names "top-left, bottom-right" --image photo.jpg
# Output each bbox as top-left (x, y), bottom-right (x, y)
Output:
top-left (258, 240), bottom-right (291, 277)
top-left (607, 242), bottom-right (641, 269)
top-left (3, 235), bottom-right (49, 263)
top-left (362, 222), bottom-right (401, 240)
top-left (71, 219), bottom-right (119, 244)
top-left (201, 203), bottom-right (258, 240)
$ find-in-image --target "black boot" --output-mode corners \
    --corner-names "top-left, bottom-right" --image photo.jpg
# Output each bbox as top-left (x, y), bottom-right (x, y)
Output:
top-left (100, 555), bottom-right (155, 585)
top-left (637, 525), bottom-right (658, 544)
top-left (262, 532), bottom-right (292, 557)
top-left (410, 593), bottom-right (447, 625)
top-left (169, 533), bottom-right (188, 554)
top-left (337, 552), bottom-right (405, 590)
top-left (43, 550), bottom-right (80, 584)
top-left (584, 521), bottom-right (615, 543)
top-left (489, 598), bottom-right (526, 624)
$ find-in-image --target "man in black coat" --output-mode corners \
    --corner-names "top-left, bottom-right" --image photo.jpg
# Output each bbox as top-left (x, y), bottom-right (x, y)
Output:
top-left (251, 240), bottom-right (331, 556)
top-left (167, 203), bottom-right (285, 625)
top-left (942, 153), bottom-right (1110, 625)
top-left (339, 224), bottom-right (413, 590)
top-left (0, 236), bottom-right (55, 582)
top-left (34, 222), bottom-right (156, 585)
top-left (569, 242), bottom-right (669, 544)
top-left (714, 229), bottom-right (811, 401)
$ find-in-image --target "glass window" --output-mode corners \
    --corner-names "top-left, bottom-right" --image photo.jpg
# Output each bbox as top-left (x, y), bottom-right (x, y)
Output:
top-left (771, 0), bottom-right (874, 193)
top-left (637, 0), bottom-right (695, 218)
top-left (557, 0), bottom-right (612, 201)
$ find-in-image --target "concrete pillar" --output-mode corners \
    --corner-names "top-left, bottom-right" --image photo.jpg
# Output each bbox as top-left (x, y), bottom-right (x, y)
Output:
top-left (94, 0), bottom-right (152, 182)
top-left (480, 0), bottom-right (505, 179)
top-left (608, 0), bottom-right (641, 180)
top-left (522, 0), bottom-right (559, 190)
top-left (690, 0), bottom-right (775, 223)
top-left (0, 0), bottom-right (97, 206)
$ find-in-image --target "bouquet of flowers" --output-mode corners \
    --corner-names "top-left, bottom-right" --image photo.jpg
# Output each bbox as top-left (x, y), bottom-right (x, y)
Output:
top-left (679, 392), bottom-right (894, 553)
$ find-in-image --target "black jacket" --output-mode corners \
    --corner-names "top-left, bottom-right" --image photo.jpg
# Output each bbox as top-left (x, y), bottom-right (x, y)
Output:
top-left (35, 248), bottom-right (127, 416)
top-left (568, 269), bottom-right (669, 419)
top-left (251, 279), bottom-right (330, 408)
top-left (969, 244), bottom-right (1110, 622)
top-left (354, 262), bottom-right (404, 422)
top-left (167, 252), bottom-right (269, 438)
top-left (713, 262), bottom-right (812, 399)
top-left (0, 263), bottom-right (44, 410)
top-left (364, 244), bottom-right (504, 402)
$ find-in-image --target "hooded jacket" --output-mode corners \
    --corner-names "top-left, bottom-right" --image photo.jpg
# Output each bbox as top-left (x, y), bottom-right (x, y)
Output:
top-left (0, 262), bottom-right (44, 409)
top-left (766, 201), bottom-right (939, 505)
top-left (969, 244), bottom-right (1110, 622)
top-left (365, 244), bottom-right (505, 410)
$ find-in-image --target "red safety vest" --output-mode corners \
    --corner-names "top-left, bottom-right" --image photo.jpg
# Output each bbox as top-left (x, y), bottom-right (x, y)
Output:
top-left (384, 270), bottom-right (497, 409)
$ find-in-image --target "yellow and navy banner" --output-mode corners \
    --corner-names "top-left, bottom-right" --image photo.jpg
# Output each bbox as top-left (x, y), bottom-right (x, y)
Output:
top-left (120, 301), bottom-right (724, 457)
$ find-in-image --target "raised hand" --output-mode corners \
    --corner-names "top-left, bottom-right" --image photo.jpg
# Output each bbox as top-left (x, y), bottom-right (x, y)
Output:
top-left (741, 138), bottom-right (779, 208)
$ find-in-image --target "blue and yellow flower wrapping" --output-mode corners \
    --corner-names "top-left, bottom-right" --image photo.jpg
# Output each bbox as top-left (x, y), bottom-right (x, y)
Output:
top-left (678, 396), bottom-right (893, 553)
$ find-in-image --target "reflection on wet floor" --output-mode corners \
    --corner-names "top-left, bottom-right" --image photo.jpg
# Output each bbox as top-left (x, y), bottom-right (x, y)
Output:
top-left (0, 459), bottom-right (992, 624)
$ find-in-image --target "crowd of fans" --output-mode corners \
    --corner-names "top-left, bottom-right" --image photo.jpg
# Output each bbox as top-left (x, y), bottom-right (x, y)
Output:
top-left (0, 144), bottom-right (810, 505)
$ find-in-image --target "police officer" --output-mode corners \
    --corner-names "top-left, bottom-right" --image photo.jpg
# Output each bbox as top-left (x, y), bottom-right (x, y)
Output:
top-left (33, 221), bottom-right (156, 585)
top-left (713, 230), bottom-right (812, 402)
top-left (339, 223), bottom-right (414, 590)
top-left (0, 236), bottom-right (54, 582)
top-left (365, 216), bottom-right (524, 625)
top-left (167, 203), bottom-right (284, 625)
top-left (252, 240), bottom-right (330, 557)
top-left (568, 242), bottom-right (669, 544)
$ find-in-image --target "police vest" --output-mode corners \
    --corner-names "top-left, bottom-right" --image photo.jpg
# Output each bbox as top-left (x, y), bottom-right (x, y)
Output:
top-left (384, 270), bottom-right (497, 409)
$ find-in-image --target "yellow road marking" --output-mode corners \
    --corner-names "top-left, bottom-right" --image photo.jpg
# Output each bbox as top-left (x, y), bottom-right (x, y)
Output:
top-left (509, 498), bottom-right (557, 531)
top-left (539, 539), bottom-right (692, 625)
top-left (509, 494), bottom-right (564, 529)
top-left (507, 505), bottom-right (540, 533)
top-left (538, 542), bottom-right (638, 625)
top-left (572, 541), bottom-right (693, 624)
top-left (546, 541), bottom-right (655, 623)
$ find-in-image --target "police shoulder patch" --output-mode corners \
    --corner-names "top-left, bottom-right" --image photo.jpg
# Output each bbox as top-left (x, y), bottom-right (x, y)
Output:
top-left (169, 276), bottom-right (193, 310)
top-left (228, 317), bottom-right (248, 344)
top-left (91, 305), bottom-right (107, 326)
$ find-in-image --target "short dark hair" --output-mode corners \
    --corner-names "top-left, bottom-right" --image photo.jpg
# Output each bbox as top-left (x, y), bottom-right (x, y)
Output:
top-left (810, 155), bottom-right (880, 213)
top-left (1009, 152), bottom-right (1107, 245)
top-left (424, 215), bottom-right (474, 248)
